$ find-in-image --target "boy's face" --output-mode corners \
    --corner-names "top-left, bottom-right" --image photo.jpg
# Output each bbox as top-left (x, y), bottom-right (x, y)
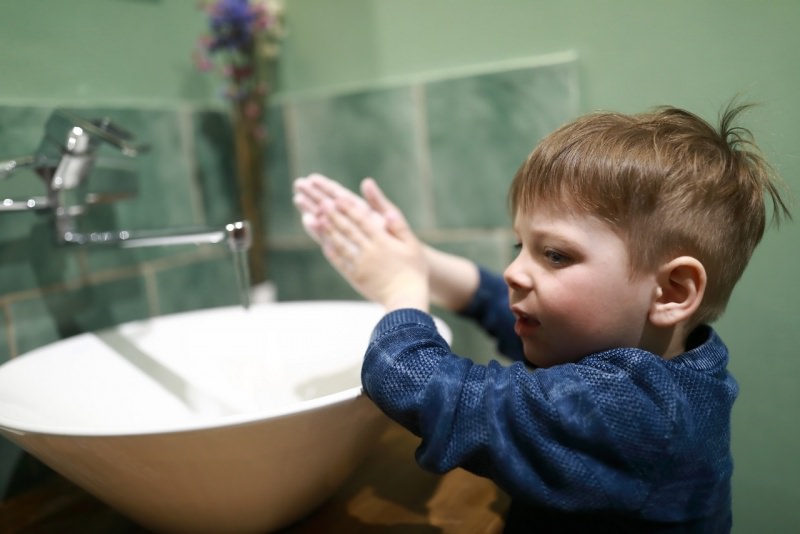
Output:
top-left (504, 205), bottom-right (659, 367)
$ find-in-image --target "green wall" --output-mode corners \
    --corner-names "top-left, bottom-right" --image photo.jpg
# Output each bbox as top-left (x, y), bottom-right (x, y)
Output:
top-left (1, 1), bottom-right (799, 532)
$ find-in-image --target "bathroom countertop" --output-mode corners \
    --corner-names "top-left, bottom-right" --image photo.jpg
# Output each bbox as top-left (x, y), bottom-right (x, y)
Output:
top-left (0, 421), bottom-right (509, 533)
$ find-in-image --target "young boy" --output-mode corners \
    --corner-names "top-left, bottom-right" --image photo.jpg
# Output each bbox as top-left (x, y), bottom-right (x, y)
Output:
top-left (292, 103), bottom-right (790, 532)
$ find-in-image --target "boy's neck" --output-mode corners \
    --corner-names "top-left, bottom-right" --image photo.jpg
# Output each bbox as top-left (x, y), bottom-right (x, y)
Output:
top-left (641, 322), bottom-right (692, 360)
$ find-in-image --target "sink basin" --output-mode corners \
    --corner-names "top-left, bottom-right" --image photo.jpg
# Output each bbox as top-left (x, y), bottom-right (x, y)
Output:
top-left (0, 301), bottom-right (451, 533)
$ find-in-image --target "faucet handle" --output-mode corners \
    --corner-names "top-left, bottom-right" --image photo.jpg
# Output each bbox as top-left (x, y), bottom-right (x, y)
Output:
top-left (41, 110), bottom-right (150, 159)
top-left (1, 111), bottom-right (150, 214)
top-left (85, 115), bottom-right (151, 157)
top-left (0, 154), bottom-right (41, 180)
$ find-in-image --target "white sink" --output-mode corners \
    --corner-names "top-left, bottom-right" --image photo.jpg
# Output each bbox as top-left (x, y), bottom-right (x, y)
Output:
top-left (0, 301), bottom-right (451, 533)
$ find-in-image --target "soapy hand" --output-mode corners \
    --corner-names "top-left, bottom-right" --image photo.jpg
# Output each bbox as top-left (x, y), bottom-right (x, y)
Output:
top-left (293, 173), bottom-right (387, 241)
top-left (292, 174), bottom-right (429, 312)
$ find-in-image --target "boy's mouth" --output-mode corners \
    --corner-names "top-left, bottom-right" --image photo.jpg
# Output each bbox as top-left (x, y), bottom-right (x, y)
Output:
top-left (511, 307), bottom-right (540, 337)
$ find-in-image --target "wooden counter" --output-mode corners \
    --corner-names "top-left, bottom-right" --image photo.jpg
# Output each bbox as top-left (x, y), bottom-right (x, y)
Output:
top-left (0, 422), bottom-right (509, 533)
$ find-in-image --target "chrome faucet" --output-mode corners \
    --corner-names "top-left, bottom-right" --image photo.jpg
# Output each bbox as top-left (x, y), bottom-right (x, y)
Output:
top-left (0, 110), bottom-right (144, 214)
top-left (1, 109), bottom-right (252, 307)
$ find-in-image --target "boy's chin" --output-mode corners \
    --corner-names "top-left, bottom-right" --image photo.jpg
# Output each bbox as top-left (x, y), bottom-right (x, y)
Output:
top-left (523, 344), bottom-right (582, 369)
top-left (523, 348), bottom-right (554, 369)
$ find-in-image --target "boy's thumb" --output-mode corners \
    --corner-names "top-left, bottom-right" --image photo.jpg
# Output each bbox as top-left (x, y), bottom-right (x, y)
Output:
top-left (385, 209), bottom-right (410, 236)
top-left (361, 177), bottom-right (412, 237)
top-left (362, 178), bottom-right (395, 215)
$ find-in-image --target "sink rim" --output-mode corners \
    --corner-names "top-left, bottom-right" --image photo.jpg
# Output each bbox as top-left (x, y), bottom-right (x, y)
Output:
top-left (0, 381), bottom-right (366, 438)
top-left (0, 301), bottom-right (450, 439)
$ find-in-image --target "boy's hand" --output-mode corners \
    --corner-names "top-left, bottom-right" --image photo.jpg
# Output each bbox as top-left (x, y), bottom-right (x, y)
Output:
top-left (292, 174), bottom-right (429, 312)
top-left (320, 194), bottom-right (429, 311)
top-left (293, 173), bottom-right (386, 242)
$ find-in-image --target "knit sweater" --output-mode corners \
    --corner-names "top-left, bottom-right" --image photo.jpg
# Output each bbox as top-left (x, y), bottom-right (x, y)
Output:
top-left (361, 268), bottom-right (738, 533)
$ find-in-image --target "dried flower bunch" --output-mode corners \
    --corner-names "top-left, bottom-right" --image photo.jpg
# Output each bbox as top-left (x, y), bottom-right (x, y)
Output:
top-left (194, 0), bottom-right (284, 284)
top-left (195, 0), bottom-right (285, 125)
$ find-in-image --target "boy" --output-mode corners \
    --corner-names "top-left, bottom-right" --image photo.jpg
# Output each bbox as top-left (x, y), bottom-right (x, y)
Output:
top-left (292, 103), bottom-right (790, 532)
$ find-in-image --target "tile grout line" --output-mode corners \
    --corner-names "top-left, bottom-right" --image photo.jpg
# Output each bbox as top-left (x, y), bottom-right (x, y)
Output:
top-left (0, 248), bottom-right (228, 306)
top-left (0, 246), bottom-right (233, 360)
top-left (1, 301), bottom-right (17, 360)
top-left (411, 83), bottom-right (437, 231)
top-left (179, 104), bottom-right (208, 226)
top-left (282, 103), bottom-right (301, 181)
top-left (270, 51), bottom-right (579, 105)
top-left (143, 264), bottom-right (161, 317)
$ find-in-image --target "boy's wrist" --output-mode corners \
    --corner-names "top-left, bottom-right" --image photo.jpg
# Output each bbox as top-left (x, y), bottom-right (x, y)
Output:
top-left (382, 282), bottom-right (430, 313)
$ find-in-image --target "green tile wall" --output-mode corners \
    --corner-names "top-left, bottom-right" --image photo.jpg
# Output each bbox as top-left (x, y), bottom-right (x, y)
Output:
top-left (426, 61), bottom-right (580, 228)
top-left (0, 56), bottom-right (579, 500)
top-left (0, 216), bottom-right (84, 296)
top-left (268, 57), bottom-right (579, 366)
top-left (270, 248), bottom-right (361, 301)
top-left (154, 254), bottom-right (246, 315)
top-left (191, 108), bottom-right (242, 227)
top-left (286, 86), bottom-right (431, 230)
top-left (11, 277), bottom-right (151, 356)
top-left (264, 104), bottom-right (300, 239)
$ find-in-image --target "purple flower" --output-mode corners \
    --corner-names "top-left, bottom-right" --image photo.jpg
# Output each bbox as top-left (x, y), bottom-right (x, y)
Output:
top-left (196, 0), bottom-right (283, 106)
top-left (206, 0), bottom-right (264, 52)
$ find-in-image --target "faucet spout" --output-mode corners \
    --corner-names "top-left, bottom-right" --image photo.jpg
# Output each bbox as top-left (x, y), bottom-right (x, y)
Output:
top-left (225, 221), bottom-right (253, 308)
top-left (59, 221), bottom-right (253, 308)
top-left (60, 229), bottom-right (221, 247)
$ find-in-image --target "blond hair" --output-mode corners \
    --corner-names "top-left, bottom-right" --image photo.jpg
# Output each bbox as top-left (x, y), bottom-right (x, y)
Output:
top-left (509, 103), bottom-right (791, 324)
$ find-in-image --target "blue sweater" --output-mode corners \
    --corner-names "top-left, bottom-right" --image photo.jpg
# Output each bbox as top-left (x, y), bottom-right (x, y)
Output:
top-left (361, 268), bottom-right (738, 533)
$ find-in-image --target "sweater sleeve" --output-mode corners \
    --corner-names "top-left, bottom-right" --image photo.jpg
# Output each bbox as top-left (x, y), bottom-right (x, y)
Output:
top-left (363, 310), bottom-right (736, 522)
top-left (361, 308), bottom-right (660, 513)
top-left (457, 266), bottom-right (525, 361)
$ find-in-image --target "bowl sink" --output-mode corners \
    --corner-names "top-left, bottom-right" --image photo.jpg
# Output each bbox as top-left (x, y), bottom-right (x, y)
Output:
top-left (0, 301), bottom-right (451, 533)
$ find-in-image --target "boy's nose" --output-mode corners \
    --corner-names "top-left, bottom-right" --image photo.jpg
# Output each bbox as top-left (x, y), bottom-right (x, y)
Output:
top-left (504, 256), bottom-right (531, 291)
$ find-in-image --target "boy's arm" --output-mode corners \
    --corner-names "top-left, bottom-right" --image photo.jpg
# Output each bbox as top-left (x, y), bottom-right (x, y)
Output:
top-left (424, 245), bottom-right (480, 312)
top-left (362, 309), bottom-right (657, 514)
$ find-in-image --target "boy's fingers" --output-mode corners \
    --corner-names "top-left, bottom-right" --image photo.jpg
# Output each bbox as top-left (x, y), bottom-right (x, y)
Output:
top-left (298, 176), bottom-right (336, 208)
top-left (335, 194), bottom-right (388, 242)
top-left (292, 191), bottom-right (315, 214)
top-left (301, 175), bottom-right (394, 244)
top-left (293, 190), bottom-right (325, 242)
top-left (306, 175), bottom-right (380, 223)
top-left (361, 178), bottom-right (409, 235)
top-left (361, 178), bottom-right (393, 214)
top-left (309, 173), bottom-right (346, 196)
top-left (323, 224), bottom-right (360, 262)
top-left (324, 199), bottom-right (367, 246)
top-left (309, 174), bottom-right (358, 204)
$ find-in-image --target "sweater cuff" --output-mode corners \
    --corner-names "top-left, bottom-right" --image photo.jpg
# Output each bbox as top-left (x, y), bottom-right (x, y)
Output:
top-left (459, 265), bottom-right (501, 320)
top-left (370, 308), bottom-right (437, 343)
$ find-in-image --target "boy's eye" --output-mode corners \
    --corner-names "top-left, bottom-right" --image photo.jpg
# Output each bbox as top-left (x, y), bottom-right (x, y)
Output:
top-left (544, 248), bottom-right (570, 266)
top-left (512, 242), bottom-right (523, 252)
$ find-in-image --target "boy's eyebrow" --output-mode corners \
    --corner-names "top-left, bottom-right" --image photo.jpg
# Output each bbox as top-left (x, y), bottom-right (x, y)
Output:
top-left (518, 218), bottom-right (567, 238)
top-left (513, 211), bottom-right (596, 246)
top-left (522, 223), bottom-right (590, 250)
top-left (530, 229), bottom-right (574, 245)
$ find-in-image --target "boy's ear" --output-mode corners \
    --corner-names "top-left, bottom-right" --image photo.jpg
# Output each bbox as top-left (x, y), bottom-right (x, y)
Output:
top-left (649, 257), bottom-right (707, 328)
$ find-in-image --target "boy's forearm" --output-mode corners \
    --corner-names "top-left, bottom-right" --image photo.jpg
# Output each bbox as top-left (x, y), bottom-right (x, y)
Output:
top-left (424, 246), bottom-right (481, 312)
